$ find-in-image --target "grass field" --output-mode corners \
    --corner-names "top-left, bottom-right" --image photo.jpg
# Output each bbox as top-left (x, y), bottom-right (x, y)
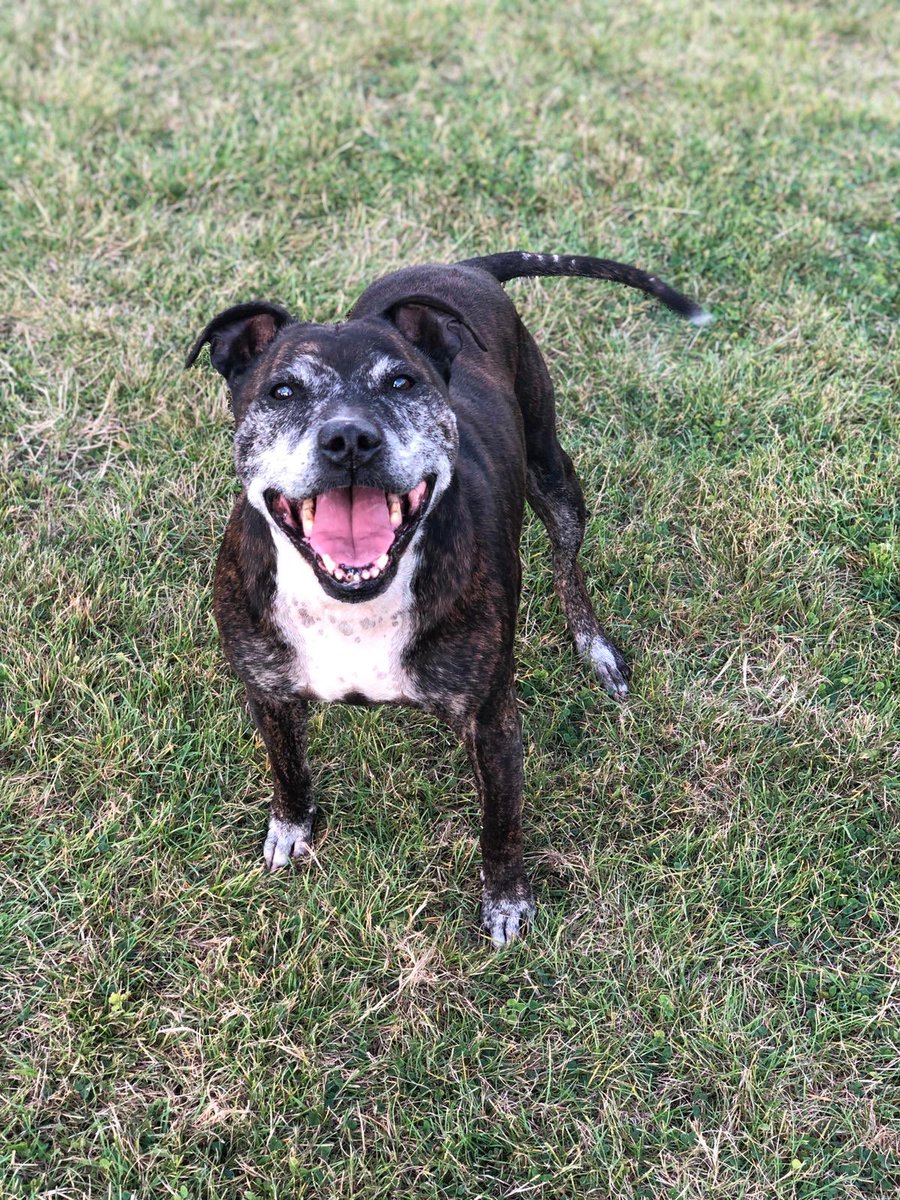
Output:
top-left (2, 1), bottom-right (898, 1196)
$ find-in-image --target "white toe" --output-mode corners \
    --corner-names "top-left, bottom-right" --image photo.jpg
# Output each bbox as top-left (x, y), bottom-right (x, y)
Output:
top-left (264, 816), bottom-right (313, 870)
top-left (587, 636), bottom-right (629, 699)
top-left (482, 895), bottom-right (535, 947)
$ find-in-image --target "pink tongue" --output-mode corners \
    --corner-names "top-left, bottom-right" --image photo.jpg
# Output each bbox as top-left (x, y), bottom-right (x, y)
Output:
top-left (308, 486), bottom-right (394, 567)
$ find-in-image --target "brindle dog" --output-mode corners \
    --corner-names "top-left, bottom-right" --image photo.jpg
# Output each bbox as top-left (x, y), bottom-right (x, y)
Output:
top-left (186, 251), bottom-right (710, 945)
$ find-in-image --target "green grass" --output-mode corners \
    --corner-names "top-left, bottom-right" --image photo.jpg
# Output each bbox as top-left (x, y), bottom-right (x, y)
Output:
top-left (1, 1), bottom-right (898, 1196)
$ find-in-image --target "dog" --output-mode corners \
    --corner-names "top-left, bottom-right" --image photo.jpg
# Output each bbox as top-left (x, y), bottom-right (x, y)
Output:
top-left (186, 251), bottom-right (710, 945)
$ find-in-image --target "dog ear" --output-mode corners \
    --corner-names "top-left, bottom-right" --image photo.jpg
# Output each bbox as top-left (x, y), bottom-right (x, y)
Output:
top-left (386, 296), bottom-right (487, 382)
top-left (185, 301), bottom-right (295, 378)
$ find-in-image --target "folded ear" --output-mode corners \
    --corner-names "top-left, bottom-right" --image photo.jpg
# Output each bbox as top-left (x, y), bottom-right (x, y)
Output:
top-left (185, 301), bottom-right (295, 378)
top-left (386, 295), bottom-right (487, 382)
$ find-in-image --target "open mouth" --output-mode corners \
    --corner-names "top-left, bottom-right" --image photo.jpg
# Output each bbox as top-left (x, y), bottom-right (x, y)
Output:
top-left (265, 477), bottom-right (434, 595)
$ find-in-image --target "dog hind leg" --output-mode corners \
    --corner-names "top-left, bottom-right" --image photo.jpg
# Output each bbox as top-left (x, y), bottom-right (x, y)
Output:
top-left (515, 326), bottom-right (629, 699)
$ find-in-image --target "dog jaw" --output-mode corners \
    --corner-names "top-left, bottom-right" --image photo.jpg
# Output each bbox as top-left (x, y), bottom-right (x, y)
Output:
top-left (263, 477), bottom-right (436, 598)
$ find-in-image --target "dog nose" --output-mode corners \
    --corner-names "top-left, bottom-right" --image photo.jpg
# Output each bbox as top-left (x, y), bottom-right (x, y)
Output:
top-left (317, 417), bottom-right (383, 469)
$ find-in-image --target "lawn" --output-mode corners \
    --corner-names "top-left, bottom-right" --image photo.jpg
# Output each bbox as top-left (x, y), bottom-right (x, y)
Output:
top-left (1, 1), bottom-right (898, 1197)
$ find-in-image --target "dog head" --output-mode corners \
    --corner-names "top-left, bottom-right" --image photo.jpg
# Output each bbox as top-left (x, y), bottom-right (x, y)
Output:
top-left (187, 297), bottom-right (481, 602)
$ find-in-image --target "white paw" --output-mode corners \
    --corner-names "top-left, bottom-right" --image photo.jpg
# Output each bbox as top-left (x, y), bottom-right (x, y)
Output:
top-left (264, 816), bottom-right (313, 870)
top-left (586, 635), bottom-right (629, 700)
top-left (481, 893), bottom-right (536, 948)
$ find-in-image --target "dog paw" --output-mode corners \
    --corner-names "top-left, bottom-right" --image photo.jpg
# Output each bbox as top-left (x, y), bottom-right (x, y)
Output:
top-left (481, 885), bottom-right (535, 948)
top-left (585, 634), bottom-right (629, 700)
top-left (264, 816), bottom-right (314, 870)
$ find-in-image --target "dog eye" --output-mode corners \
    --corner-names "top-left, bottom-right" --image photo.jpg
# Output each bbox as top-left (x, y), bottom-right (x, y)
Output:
top-left (271, 384), bottom-right (294, 400)
top-left (390, 375), bottom-right (414, 391)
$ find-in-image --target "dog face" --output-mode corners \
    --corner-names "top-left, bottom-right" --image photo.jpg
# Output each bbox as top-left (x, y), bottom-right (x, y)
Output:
top-left (187, 304), bottom-right (465, 602)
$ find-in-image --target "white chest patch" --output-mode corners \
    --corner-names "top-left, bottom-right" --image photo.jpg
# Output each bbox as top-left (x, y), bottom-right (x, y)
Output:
top-left (268, 526), bottom-right (417, 703)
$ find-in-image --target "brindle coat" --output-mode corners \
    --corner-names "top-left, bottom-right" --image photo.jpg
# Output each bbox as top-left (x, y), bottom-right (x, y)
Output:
top-left (187, 252), bottom-right (709, 944)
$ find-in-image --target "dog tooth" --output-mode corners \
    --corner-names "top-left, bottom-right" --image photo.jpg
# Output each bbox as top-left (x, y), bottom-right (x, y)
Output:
top-left (275, 495), bottom-right (297, 526)
top-left (361, 569), bottom-right (371, 580)
top-left (321, 553), bottom-right (337, 574)
top-left (301, 497), bottom-right (315, 535)
top-left (333, 567), bottom-right (345, 581)
top-left (387, 493), bottom-right (403, 529)
top-left (375, 553), bottom-right (389, 570)
top-left (368, 565), bottom-right (380, 579)
top-left (407, 479), bottom-right (427, 514)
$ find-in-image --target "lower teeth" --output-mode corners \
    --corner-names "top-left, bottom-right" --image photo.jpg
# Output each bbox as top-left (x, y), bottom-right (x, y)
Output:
top-left (321, 561), bottom-right (385, 582)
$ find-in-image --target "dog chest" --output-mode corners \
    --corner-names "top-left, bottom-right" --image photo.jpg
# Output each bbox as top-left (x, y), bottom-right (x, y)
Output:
top-left (269, 528), bottom-right (416, 703)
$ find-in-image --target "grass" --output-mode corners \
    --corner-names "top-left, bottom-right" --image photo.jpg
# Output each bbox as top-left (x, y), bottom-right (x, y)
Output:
top-left (1, 0), bottom-right (898, 1196)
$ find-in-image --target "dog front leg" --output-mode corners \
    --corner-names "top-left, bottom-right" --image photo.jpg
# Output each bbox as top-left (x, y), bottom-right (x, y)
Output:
top-left (247, 692), bottom-right (317, 869)
top-left (463, 692), bottom-right (535, 947)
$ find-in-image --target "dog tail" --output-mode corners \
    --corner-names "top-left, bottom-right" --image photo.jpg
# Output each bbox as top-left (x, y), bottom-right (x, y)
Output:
top-left (457, 251), bottom-right (713, 326)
